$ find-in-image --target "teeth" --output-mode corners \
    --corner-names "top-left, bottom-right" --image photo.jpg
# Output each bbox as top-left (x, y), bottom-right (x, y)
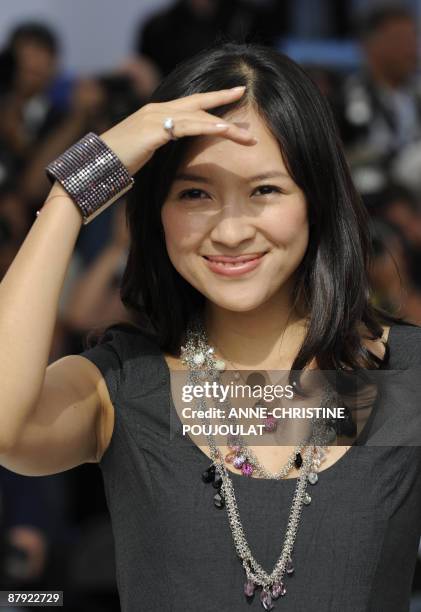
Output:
top-left (214, 260), bottom-right (250, 266)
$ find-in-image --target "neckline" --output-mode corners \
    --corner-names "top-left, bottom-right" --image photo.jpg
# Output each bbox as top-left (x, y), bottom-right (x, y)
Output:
top-left (158, 324), bottom-right (396, 485)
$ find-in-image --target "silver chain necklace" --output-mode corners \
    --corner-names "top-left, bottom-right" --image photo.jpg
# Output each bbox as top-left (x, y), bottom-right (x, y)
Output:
top-left (180, 315), bottom-right (333, 610)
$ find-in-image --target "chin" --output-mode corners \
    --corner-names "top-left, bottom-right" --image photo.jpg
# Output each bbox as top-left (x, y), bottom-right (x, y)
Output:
top-left (205, 293), bottom-right (269, 313)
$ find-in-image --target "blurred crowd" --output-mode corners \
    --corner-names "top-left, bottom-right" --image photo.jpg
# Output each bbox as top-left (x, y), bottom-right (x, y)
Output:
top-left (1, 1), bottom-right (421, 610)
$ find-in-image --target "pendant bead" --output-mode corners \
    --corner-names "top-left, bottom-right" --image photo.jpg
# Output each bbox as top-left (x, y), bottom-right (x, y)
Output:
top-left (294, 452), bottom-right (303, 468)
top-left (214, 491), bottom-right (225, 508)
top-left (303, 492), bottom-right (312, 505)
top-left (308, 471), bottom-right (318, 485)
top-left (212, 474), bottom-right (223, 489)
top-left (260, 589), bottom-right (274, 610)
top-left (225, 451), bottom-right (236, 463)
top-left (244, 579), bottom-right (256, 597)
top-left (201, 465), bottom-right (216, 483)
top-left (233, 454), bottom-right (246, 469)
top-left (285, 557), bottom-right (294, 575)
top-left (271, 580), bottom-right (287, 598)
top-left (241, 462), bottom-right (254, 477)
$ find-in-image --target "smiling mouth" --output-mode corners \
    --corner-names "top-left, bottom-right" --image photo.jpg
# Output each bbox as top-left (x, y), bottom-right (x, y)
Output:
top-left (202, 252), bottom-right (268, 265)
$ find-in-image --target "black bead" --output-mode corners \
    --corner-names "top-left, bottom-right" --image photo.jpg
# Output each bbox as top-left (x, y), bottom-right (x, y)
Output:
top-left (202, 465), bottom-right (216, 483)
top-left (294, 452), bottom-right (302, 469)
top-left (214, 491), bottom-right (225, 508)
top-left (212, 474), bottom-right (223, 489)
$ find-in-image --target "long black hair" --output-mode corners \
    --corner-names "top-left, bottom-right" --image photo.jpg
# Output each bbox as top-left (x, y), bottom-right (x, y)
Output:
top-left (87, 41), bottom-right (411, 372)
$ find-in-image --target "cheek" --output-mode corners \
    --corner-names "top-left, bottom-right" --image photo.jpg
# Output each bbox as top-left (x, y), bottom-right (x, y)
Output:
top-left (266, 200), bottom-right (309, 246)
top-left (161, 205), bottom-right (207, 257)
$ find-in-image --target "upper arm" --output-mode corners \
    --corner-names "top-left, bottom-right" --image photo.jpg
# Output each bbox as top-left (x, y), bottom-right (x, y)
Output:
top-left (0, 354), bottom-right (114, 476)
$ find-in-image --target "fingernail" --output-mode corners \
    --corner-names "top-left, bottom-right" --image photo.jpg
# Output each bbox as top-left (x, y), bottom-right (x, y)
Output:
top-left (231, 85), bottom-right (246, 91)
top-left (215, 122), bottom-right (229, 128)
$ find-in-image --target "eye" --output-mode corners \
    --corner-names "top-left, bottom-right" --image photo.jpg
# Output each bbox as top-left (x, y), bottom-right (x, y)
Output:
top-left (179, 188), bottom-right (209, 200)
top-left (253, 185), bottom-right (283, 196)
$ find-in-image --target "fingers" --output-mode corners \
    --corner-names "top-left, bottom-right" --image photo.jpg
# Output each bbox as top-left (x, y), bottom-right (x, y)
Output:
top-left (162, 86), bottom-right (257, 143)
top-left (170, 86), bottom-right (247, 111)
top-left (168, 118), bottom-right (258, 145)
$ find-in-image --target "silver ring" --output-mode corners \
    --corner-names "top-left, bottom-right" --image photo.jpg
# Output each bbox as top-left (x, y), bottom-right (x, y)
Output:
top-left (163, 116), bottom-right (177, 140)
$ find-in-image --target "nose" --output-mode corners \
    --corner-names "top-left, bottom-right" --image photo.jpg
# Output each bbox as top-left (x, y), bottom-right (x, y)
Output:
top-left (208, 200), bottom-right (257, 248)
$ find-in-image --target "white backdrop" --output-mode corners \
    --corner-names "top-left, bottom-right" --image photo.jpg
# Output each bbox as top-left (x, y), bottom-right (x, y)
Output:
top-left (0, 0), bottom-right (172, 75)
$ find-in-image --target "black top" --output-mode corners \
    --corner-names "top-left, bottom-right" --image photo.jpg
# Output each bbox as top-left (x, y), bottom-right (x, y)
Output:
top-left (80, 321), bottom-right (421, 612)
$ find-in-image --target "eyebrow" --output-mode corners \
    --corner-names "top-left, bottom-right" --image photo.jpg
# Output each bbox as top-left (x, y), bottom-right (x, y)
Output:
top-left (173, 171), bottom-right (290, 183)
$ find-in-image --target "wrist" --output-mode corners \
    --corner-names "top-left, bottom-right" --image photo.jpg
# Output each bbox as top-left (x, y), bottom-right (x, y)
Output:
top-left (44, 133), bottom-right (134, 225)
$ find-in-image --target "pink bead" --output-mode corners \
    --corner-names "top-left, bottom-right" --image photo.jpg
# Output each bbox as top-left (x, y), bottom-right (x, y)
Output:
top-left (286, 558), bottom-right (294, 575)
top-left (241, 462), bottom-right (254, 476)
top-left (233, 454), bottom-right (246, 469)
top-left (243, 579), bottom-right (255, 597)
top-left (271, 581), bottom-right (286, 598)
top-left (224, 451), bottom-right (236, 464)
top-left (260, 589), bottom-right (274, 610)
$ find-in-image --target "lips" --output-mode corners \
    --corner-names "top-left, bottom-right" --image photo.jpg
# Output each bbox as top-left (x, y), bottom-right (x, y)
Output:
top-left (202, 252), bottom-right (267, 277)
top-left (203, 252), bottom-right (266, 263)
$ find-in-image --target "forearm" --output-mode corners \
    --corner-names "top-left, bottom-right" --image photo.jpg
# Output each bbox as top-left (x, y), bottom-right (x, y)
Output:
top-left (0, 182), bottom-right (83, 447)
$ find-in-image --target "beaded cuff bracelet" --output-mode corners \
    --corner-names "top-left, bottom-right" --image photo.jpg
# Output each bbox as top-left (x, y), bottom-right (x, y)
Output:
top-left (43, 132), bottom-right (134, 225)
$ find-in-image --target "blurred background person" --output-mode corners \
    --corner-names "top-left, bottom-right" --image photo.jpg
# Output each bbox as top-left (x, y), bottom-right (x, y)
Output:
top-left (0, 22), bottom-right (65, 188)
top-left (135, 0), bottom-right (273, 76)
top-left (368, 217), bottom-right (421, 324)
top-left (0, 466), bottom-right (74, 612)
top-left (62, 198), bottom-right (135, 334)
top-left (369, 184), bottom-right (421, 290)
top-left (336, 5), bottom-right (421, 195)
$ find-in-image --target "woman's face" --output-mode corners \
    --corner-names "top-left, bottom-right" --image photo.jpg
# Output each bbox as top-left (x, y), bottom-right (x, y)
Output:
top-left (161, 105), bottom-right (309, 312)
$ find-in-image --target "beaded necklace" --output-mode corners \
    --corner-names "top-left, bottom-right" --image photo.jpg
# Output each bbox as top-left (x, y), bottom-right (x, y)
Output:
top-left (180, 316), bottom-right (333, 609)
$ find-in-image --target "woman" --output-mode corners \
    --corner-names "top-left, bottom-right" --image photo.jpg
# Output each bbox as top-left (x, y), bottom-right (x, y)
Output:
top-left (0, 42), bottom-right (420, 611)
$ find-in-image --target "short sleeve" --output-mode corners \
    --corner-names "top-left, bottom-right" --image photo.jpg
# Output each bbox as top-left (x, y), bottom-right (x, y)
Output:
top-left (79, 323), bottom-right (161, 406)
top-left (388, 322), bottom-right (421, 369)
top-left (79, 327), bottom-right (126, 405)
